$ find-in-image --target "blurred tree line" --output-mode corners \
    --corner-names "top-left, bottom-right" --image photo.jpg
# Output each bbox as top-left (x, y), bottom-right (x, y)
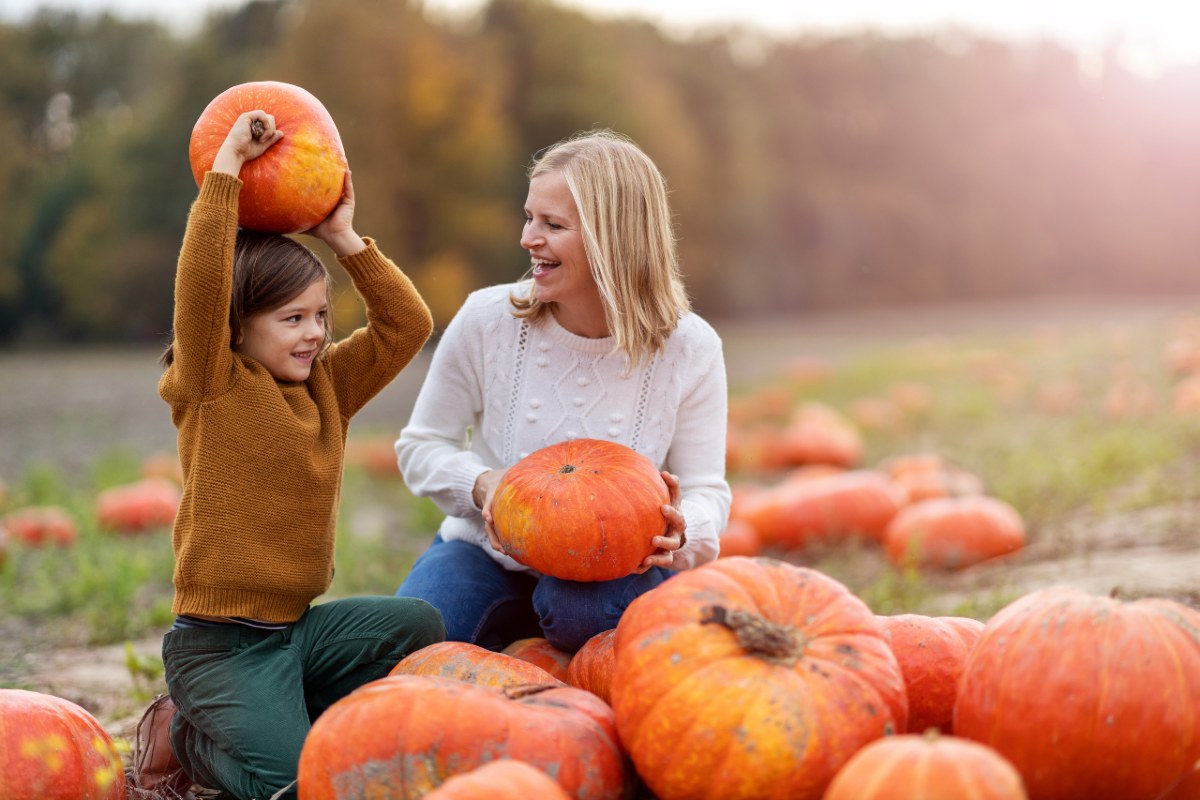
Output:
top-left (3, 0), bottom-right (1200, 345)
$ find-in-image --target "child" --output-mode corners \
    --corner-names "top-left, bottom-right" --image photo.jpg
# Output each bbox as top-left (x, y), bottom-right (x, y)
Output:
top-left (155, 111), bottom-right (445, 799)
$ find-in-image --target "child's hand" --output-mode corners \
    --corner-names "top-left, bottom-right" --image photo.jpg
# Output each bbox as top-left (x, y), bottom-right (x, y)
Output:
top-left (212, 111), bottom-right (283, 176)
top-left (306, 171), bottom-right (364, 257)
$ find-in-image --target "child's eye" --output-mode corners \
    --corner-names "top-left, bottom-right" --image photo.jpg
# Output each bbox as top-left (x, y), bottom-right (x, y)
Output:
top-left (285, 314), bottom-right (301, 323)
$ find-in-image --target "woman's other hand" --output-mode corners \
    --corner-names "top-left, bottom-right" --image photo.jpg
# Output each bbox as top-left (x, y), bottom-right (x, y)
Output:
top-left (637, 471), bottom-right (686, 573)
top-left (474, 469), bottom-right (507, 554)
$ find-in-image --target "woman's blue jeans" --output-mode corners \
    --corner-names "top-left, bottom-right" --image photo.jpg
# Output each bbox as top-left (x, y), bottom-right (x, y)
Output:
top-left (396, 534), bottom-right (672, 653)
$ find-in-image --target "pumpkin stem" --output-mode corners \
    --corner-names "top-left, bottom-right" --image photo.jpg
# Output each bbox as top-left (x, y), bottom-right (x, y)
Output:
top-left (250, 119), bottom-right (266, 140)
top-left (700, 605), bottom-right (804, 664)
top-left (559, 464), bottom-right (577, 474)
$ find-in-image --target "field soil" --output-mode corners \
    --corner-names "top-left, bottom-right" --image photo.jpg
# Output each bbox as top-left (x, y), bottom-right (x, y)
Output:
top-left (4, 293), bottom-right (1200, 736)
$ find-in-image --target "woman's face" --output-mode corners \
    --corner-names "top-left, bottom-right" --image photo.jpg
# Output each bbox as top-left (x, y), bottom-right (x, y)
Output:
top-left (521, 171), bottom-right (605, 333)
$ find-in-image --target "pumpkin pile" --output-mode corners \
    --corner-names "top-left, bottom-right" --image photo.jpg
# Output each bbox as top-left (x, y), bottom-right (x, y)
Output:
top-left (306, 558), bottom-right (1199, 799)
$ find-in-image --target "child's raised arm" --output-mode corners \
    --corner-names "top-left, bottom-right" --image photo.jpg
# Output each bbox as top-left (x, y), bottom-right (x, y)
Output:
top-left (304, 171), bottom-right (365, 258)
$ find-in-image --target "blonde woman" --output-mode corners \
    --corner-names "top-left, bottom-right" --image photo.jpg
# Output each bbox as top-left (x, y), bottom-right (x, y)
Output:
top-left (395, 130), bottom-right (730, 652)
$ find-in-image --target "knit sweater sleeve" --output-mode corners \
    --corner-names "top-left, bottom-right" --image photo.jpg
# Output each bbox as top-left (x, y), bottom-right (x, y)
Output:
top-left (322, 240), bottom-right (433, 417)
top-left (395, 290), bottom-right (494, 519)
top-left (664, 318), bottom-right (732, 571)
top-left (160, 172), bottom-right (242, 402)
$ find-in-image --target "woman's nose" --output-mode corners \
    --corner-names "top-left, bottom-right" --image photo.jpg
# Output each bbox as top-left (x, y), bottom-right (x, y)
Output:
top-left (520, 224), bottom-right (540, 249)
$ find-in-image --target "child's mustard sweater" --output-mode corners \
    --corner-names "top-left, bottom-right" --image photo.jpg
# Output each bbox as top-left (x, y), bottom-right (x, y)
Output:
top-left (159, 172), bottom-right (432, 622)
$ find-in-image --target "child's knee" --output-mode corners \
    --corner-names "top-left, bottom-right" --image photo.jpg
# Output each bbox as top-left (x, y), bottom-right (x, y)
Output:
top-left (396, 596), bottom-right (447, 648)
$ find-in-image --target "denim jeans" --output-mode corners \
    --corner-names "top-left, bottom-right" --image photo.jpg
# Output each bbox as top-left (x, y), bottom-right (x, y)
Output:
top-left (396, 534), bottom-right (672, 653)
top-left (162, 596), bottom-right (444, 800)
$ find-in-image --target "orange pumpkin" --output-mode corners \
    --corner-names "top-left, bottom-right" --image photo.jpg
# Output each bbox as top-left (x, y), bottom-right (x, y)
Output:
top-left (3, 505), bottom-right (78, 547)
top-left (611, 556), bottom-right (907, 800)
top-left (139, 451), bottom-right (184, 485)
top-left (883, 495), bottom-right (1025, 570)
top-left (95, 478), bottom-right (181, 534)
top-left (0, 689), bottom-right (126, 799)
top-left (824, 731), bottom-right (1028, 799)
top-left (389, 641), bottom-right (563, 688)
top-left (566, 628), bottom-right (617, 704)
top-left (491, 439), bottom-right (668, 581)
top-left (877, 613), bottom-right (984, 734)
top-left (878, 452), bottom-right (985, 503)
top-left (739, 469), bottom-right (907, 549)
top-left (776, 401), bottom-right (864, 468)
top-left (422, 759), bottom-right (571, 799)
top-left (955, 587), bottom-right (1200, 800)
top-left (716, 517), bottom-right (762, 557)
top-left (189, 81), bottom-right (347, 234)
top-left (296, 676), bottom-right (628, 799)
top-left (501, 637), bottom-right (573, 682)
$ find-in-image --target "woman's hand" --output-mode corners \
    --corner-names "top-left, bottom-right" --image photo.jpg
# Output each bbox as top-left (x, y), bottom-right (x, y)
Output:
top-left (473, 469), bottom-right (507, 554)
top-left (212, 111), bottom-right (282, 176)
top-left (306, 171), bottom-right (365, 257)
top-left (637, 471), bottom-right (686, 573)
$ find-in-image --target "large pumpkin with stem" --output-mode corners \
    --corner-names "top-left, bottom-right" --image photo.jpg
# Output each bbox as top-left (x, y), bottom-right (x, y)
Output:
top-left (491, 439), bottom-right (669, 581)
top-left (611, 556), bottom-right (907, 800)
top-left (877, 613), bottom-right (984, 734)
top-left (954, 586), bottom-right (1200, 800)
top-left (189, 81), bottom-right (347, 234)
top-left (297, 676), bottom-right (628, 799)
top-left (824, 730), bottom-right (1028, 800)
top-left (0, 689), bottom-right (126, 799)
top-left (388, 641), bottom-right (563, 688)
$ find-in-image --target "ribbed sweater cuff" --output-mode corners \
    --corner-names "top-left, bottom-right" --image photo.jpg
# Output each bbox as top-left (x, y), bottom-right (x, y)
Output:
top-left (339, 237), bottom-right (394, 281)
top-left (198, 171), bottom-right (243, 207)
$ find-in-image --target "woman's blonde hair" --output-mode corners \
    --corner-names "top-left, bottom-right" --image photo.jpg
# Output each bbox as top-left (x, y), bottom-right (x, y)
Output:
top-left (511, 129), bottom-right (690, 367)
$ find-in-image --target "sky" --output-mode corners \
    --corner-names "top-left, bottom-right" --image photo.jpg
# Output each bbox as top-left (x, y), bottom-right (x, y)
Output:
top-left (3, 0), bottom-right (1199, 75)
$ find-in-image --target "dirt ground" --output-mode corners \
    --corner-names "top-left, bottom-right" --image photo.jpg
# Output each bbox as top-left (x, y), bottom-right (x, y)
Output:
top-left (5, 293), bottom-right (1200, 736)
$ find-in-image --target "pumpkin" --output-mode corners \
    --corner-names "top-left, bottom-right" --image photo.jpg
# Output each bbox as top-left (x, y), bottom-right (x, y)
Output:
top-left (776, 401), bottom-right (864, 468)
top-left (296, 676), bottom-right (628, 799)
top-left (878, 452), bottom-right (985, 503)
top-left (954, 587), bottom-right (1200, 800)
top-left (139, 451), bottom-right (184, 485)
top-left (501, 637), bottom-right (573, 682)
top-left (611, 556), bottom-right (907, 800)
top-left (0, 689), bottom-right (126, 799)
top-left (738, 469), bottom-right (907, 550)
top-left (883, 495), bottom-right (1024, 570)
top-left (491, 439), bottom-right (668, 581)
top-left (716, 517), bottom-right (762, 558)
top-left (388, 641), bottom-right (563, 688)
top-left (566, 628), bottom-right (617, 704)
top-left (95, 478), bottom-right (181, 534)
top-left (189, 81), bottom-right (347, 234)
top-left (422, 759), bottom-right (571, 799)
top-left (3, 505), bottom-right (78, 547)
top-left (877, 613), bottom-right (984, 734)
top-left (824, 730), bottom-right (1028, 799)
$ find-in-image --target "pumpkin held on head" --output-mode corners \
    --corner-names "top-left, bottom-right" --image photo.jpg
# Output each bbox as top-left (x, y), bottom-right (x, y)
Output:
top-left (189, 80), bottom-right (347, 234)
top-left (491, 439), bottom-right (669, 581)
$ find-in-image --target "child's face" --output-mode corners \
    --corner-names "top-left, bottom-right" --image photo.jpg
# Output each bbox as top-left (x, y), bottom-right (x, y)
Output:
top-left (235, 279), bottom-right (329, 382)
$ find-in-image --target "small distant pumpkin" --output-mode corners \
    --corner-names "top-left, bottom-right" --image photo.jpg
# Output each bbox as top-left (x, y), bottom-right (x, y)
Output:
top-left (3, 505), bottom-right (78, 547)
top-left (491, 439), bottom-right (668, 581)
top-left (824, 731), bottom-right (1027, 800)
top-left (883, 495), bottom-right (1024, 570)
top-left (95, 478), bottom-right (181, 534)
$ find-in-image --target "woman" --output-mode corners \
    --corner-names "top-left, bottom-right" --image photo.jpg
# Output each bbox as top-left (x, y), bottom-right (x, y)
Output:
top-left (395, 129), bottom-right (730, 653)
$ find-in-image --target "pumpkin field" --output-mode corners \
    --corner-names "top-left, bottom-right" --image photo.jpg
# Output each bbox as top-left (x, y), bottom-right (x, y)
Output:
top-left (3, 294), bottom-right (1200, 798)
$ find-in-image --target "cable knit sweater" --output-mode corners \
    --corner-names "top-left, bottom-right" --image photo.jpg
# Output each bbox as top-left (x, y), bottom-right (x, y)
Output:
top-left (396, 282), bottom-right (731, 573)
top-left (159, 172), bottom-right (433, 622)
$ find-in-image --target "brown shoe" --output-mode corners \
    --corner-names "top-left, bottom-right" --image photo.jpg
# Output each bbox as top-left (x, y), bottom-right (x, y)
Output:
top-left (125, 694), bottom-right (195, 799)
